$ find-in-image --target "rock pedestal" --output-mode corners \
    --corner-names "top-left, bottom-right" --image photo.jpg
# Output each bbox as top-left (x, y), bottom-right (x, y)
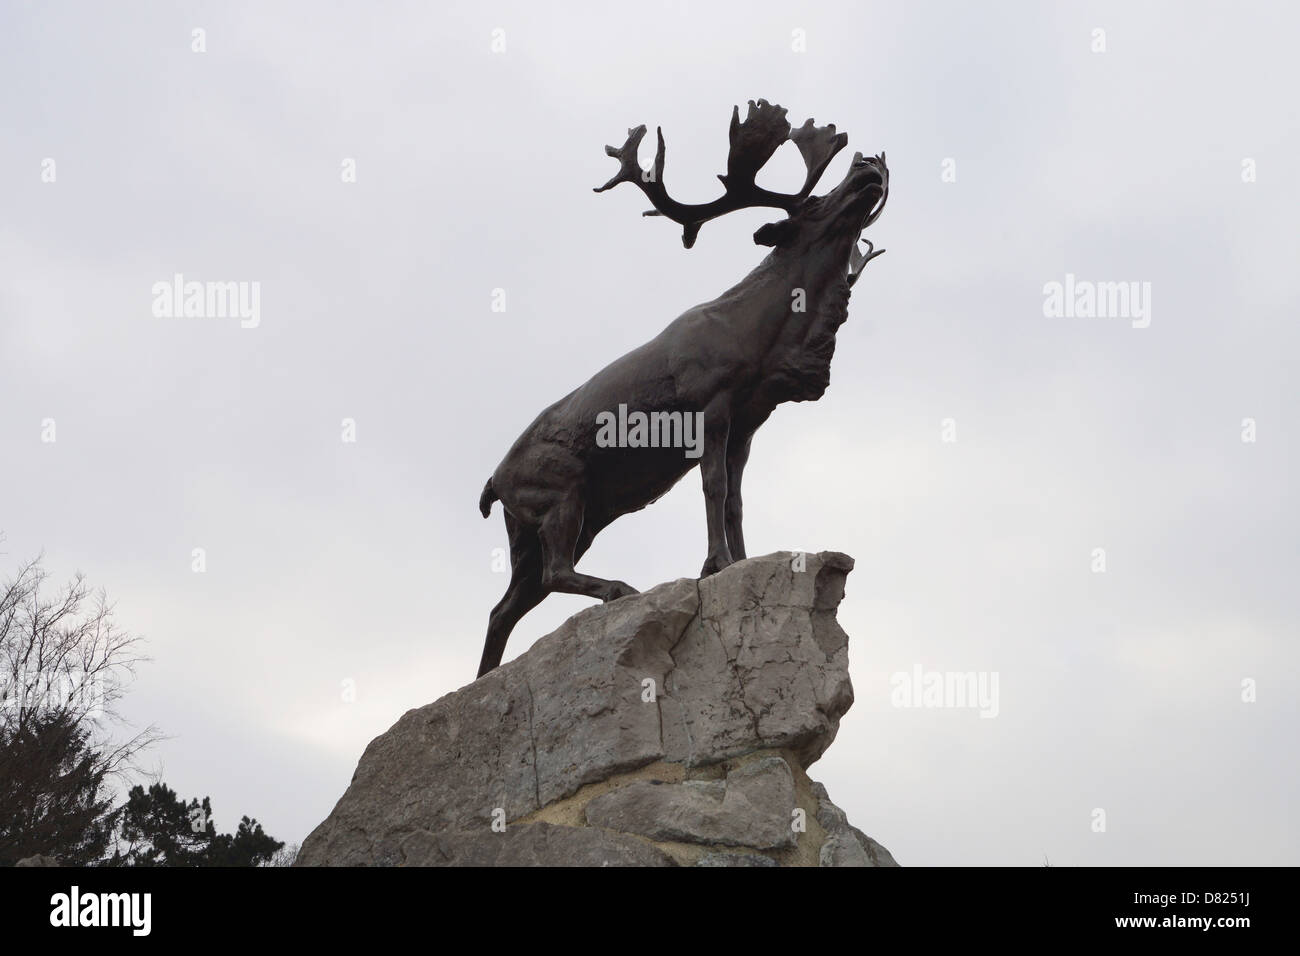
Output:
top-left (296, 551), bottom-right (897, 867)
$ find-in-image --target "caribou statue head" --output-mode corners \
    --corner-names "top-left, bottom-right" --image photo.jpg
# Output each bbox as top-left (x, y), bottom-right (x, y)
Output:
top-left (476, 99), bottom-right (888, 678)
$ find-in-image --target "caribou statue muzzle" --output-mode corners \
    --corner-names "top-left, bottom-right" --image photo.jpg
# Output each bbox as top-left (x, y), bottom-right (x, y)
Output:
top-left (476, 99), bottom-right (888, 678)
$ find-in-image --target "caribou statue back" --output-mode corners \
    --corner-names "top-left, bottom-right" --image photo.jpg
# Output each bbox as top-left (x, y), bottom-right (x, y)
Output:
top-left (477, 99), bottom-right (888, 677)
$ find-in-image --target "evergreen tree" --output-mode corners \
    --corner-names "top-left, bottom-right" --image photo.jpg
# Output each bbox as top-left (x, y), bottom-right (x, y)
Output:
top-left (0, 711), bottom-right (118, 865)
top-left (110, 782), bottom-right (283, 867)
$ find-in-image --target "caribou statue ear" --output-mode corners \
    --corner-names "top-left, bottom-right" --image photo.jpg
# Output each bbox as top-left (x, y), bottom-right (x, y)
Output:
top-left (753, 218), bottom-right (797, 247)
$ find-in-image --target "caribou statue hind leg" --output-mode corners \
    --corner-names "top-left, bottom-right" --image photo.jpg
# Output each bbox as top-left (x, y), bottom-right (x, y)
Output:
top-left (478, 510), bottom-right (543, 678)
top-left (477, 484), bottom-right (635, 678)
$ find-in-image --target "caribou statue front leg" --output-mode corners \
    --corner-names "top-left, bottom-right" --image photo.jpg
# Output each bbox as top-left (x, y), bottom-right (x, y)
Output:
top-left (698, 395), bottom-right (735, 577)
top-left (723, 430), bottom-right (755, 562)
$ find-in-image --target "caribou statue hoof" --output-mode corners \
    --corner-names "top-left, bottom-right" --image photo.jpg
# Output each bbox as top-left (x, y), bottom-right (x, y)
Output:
top-left (699, 554), bottom-right (734, 578)
top-left (602, 582), bottom-right (639, 602)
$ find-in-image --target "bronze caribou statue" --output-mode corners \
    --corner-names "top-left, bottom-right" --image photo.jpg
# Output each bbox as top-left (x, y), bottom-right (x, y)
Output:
top-left (477, 99), bottom-right (888, 677)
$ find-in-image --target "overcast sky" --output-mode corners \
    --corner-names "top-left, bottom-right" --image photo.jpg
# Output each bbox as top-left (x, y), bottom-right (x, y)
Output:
top-left (2, 0), bottom-right (1296, 865)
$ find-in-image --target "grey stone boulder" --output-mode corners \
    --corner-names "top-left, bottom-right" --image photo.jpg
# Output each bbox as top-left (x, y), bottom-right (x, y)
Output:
top-left (296, 551), bottom-right (893, 867)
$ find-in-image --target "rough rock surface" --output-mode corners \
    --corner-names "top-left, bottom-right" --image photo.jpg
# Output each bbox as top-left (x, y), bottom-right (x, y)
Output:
top-left (584, 755), bottom-right (796, 849)
top-left (399, 822), bottom-right (677, 867)
top-left (813, 781), bottom-right (900, 867)
top-left (296, 551), bottom-right (897, 867)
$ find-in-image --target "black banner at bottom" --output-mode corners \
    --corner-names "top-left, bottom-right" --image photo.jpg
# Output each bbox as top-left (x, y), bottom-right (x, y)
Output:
top-left (0, 865), bottom-right (1275, 943)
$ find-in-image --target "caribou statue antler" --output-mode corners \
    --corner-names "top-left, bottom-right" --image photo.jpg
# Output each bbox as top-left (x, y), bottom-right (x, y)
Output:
top-left (475, 99), bottom-right (889, 678)
top-left (594, 99), bottom-right (852, 248)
